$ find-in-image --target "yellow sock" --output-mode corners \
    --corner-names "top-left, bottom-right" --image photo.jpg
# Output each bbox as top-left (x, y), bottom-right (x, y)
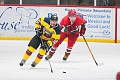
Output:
top-left (34, 48), bottom-right (46, 64)
top-left (23, 46), bottom-right (35, 60)
top-left (34, 57), bottom-right (42, 64)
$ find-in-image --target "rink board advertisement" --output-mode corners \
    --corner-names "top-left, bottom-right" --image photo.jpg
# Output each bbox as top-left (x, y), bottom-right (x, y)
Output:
top-left (0, 6), bottom-right (40, 37)
top-left (40, 7), bottom-right (115, 42)
top-left (117, 8), bottom-right (120, 43)
top-left (0, 6), bottom-right (116, 42)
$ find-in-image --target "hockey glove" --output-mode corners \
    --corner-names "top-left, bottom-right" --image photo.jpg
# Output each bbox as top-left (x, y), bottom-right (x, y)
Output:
top-left (44, 42), bottom-right (52, 53)
top-left (80, 24), bottom-right (86, 36)
top-left (35, 28), bottom-right (42, 37)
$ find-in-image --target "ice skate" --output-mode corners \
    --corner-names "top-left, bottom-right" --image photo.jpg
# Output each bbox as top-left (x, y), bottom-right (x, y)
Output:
top-left (63, 55), bottom-right (68, 61)
top-left (45, 55), bottom-right (52, 60)
top-left (19, 59), bottom-right (26, 66)
top-left (31, 61), bottom-right (37, 67)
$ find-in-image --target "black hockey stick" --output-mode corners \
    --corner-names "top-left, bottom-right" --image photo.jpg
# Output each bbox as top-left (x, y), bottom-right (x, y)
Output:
top-left (48, 59), bottom-right (53, 73)
top-left (83, 35), bottom-right (104, 66)
top-left (39, 36), bottom-right (53, 73)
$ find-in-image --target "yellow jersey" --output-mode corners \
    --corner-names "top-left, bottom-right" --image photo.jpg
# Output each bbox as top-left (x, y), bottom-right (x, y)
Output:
top-left (35, 17), bottom-right (61, 41)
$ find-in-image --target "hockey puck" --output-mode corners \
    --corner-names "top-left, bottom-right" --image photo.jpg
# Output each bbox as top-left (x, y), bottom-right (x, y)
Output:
top-left (63, 71), bottom-right (66, 73)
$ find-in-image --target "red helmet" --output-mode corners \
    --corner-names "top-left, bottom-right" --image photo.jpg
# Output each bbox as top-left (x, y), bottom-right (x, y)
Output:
top-left (68, 10), bottom-right (76, 16)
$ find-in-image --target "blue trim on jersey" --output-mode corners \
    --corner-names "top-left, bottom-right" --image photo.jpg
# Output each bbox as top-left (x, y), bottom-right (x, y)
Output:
top-left (44, 17), bottom-right (50, 24)
top-left (53, 25), bottom-right (61, 34)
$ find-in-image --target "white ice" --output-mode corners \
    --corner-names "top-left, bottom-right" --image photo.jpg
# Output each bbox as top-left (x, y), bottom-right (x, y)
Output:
top-left (0, 40), bottom-right (120, 80)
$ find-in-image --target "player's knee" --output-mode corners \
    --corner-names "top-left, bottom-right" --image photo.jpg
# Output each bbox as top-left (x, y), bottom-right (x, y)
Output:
top-left (53, 39), bottom-right (65, 48)
top-left (28, 46), bottom-right (36, 52)
top-left (39, 48), bottom-right (46, 56)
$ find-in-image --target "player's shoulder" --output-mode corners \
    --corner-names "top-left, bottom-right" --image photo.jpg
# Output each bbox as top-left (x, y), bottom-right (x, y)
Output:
top-left (75, 16), bottom-right (84, 25)
top-left (44, 17), bottom-right (50, 24)
top-left (76, 16), bottom-right (84, 20)
top-left (76, 16), bottom-right (84, 23)
top-left (40, 17), bottom-right (50, 24)
top-left (62, 15), bottom-right (69, 21)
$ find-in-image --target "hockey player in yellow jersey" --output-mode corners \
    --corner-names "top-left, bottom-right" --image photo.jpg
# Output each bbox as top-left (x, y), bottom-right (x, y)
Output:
top-left (19, 15), bottom-right (61, 67)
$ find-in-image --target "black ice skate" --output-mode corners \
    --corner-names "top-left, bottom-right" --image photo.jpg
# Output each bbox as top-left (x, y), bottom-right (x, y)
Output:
top-left (45, 55), bottom-right (52, 60)
top-left (31, 61), bottom-right (37, 67)
top-left (63, 55), bottom-right (68, 61)
top-left (19, 59), bottom-right (26, 66)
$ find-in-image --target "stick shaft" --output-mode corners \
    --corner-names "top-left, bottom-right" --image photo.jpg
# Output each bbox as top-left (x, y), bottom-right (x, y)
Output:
top-left (40, 36), bottom-right (53, 73)
top-left (83, 36), bottom-right (98, 66)
top-left (48, 60), bottom-right (53, 73)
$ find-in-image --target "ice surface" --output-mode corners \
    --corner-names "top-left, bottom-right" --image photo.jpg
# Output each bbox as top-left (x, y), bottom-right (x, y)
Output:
top-left (0, 40), bottom-right (120, 80)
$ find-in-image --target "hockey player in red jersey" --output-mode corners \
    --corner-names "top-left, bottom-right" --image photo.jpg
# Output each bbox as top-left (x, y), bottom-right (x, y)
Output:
top-left (45, 9), bottom-right (87, 61)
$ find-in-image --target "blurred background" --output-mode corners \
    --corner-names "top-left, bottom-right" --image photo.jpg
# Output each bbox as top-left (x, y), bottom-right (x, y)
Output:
top-left (0, 0), bottom-right (120, 6)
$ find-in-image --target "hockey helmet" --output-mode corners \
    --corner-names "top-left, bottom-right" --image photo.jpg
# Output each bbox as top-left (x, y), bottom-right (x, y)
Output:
top-left (50, 15), bottom-right (58, 27)
top-left (68, 10), bottom-right (76, 16)
top-left (50, 15), bottom-right (58, 21)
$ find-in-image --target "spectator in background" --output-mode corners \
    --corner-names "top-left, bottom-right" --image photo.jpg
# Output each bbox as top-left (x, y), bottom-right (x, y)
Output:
top-left (101, 0), bottom-right (120, 6)
top-left (101, 0), bottom-right (109, 6)
top-left (113, 0), bottom-right (120, 6)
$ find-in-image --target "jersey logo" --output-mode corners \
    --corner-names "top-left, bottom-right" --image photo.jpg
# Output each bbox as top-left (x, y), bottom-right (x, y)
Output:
top-left (43, 27), bottom-right (52, 37)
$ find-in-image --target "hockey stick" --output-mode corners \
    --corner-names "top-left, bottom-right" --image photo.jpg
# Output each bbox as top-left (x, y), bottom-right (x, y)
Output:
top-left (82, 35), bottom-right (104, 66)
top-left (39, 36), bottom-right (53, 73)
top-left (48, 59), bottom-right (53, 73)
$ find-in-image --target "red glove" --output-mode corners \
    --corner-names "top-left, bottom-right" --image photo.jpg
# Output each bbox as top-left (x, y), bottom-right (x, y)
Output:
top-left (80, 27), bottom-right (86, 36)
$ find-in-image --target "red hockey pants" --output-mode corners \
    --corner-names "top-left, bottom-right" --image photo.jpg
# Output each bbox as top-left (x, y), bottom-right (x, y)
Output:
top-left (53, 32), bottom-right (79, 49)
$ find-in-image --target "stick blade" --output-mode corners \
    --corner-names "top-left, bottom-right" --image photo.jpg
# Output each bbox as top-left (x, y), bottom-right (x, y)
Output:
top-left (98, 63), bottom-right (104, 66)
top-left (51, 69), bottom-right (53, 73)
